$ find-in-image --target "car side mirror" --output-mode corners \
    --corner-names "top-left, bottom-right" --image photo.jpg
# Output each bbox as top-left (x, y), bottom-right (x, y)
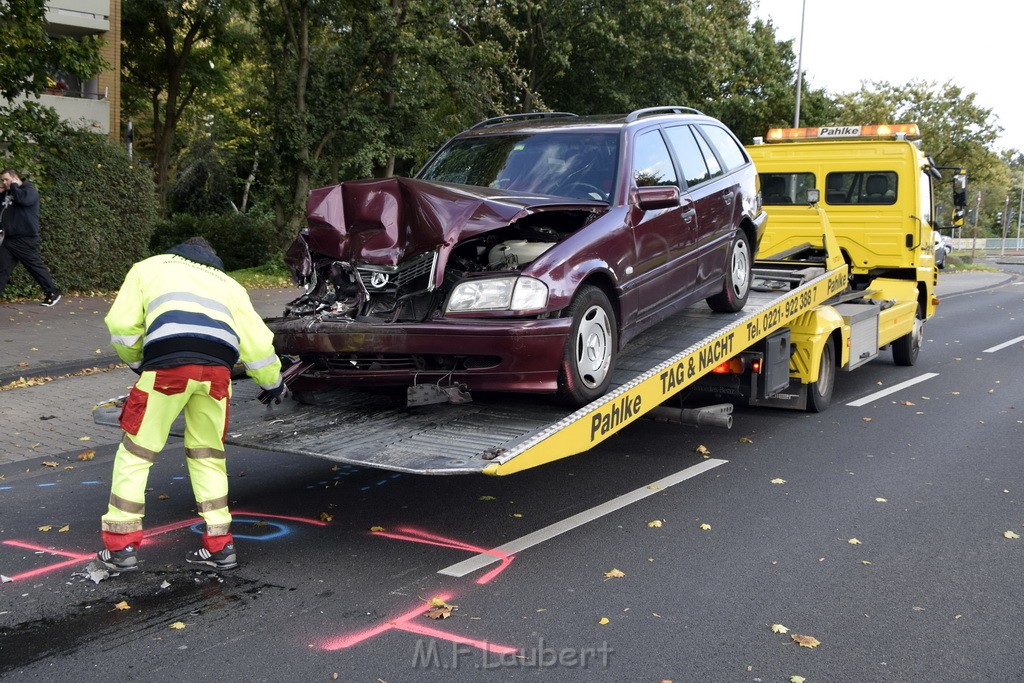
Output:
top-left (636, 185), bottom-right (680, 211)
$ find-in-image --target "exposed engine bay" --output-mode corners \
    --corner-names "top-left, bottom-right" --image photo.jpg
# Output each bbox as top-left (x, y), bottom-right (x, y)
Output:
top-left (281, 177), bottom-right (605, 322)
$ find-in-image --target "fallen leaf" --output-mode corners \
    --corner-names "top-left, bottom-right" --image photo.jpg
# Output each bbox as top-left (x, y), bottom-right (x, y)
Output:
top-left (77, 449), bottom-right (95, 461)
top-left (478, 495), bottom-right (497, 501)
top-left (899, 400), bottom-right (915, 406)
top-left (848, 538), bottom-right (862, 545)
top-left (862, 417), bottom-right (873, 422)
top-left (1004, 530), bottom-right (1020, 539)
top-left (79, 436), bottom-right (91, 441)
top-left (700, 523), bottom-right (711, 531)
top-left (170, 621), bottom-right (186, 630)
top-left (694, 445), bottom-right (709, 455)
top-left (429, 597), bottom-right (448, 607)
top-left (875, 497), bottom-right (887, 503)
top-left (41, 461), bottom-right (58, 468)
top-left (58, 524), bottom-right (70, 533)
top-left (158, 493), bottom-right (170, 500)
top-left (604, 568), bottom-right (625, 579)
top-left (790, 676), bottom-right (807, 683)
top-left (64, 465), bottom-right (75, 470)
top-left (425, 604), bottom-right (454, 620)
top-left (512, 513), bottom-right (523, 518)
top-left (369, 526), bottom-right (386, 532)
top-left (598, 617), bottom-right (610, 625)
top-left (38, 525), bottom-right (52, 532)
top-left (771, 623), bottom-right (790, 633)
top-left (791, 634), bottom-right (820, 648)
top-left (739, 437), bottom-right (753, 443)
top-left (861, 560), bottom-right (872, 565)
top-left (114, 600), bottom-right (131, 611)
top-left (647, 520), bottom-right (663, 528)
top-left (319, 512), bottom-right (333, 523)
top-left (646, 484), bottom-right (662, 491)
top-left (771, 478), bottom-right (787, 484)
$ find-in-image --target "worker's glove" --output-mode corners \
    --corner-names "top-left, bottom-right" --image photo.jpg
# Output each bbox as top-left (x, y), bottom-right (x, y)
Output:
top-left (264, 382), bottom-right (290, 405)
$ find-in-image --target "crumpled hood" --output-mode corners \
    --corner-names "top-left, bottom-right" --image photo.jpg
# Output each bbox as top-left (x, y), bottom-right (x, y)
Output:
top-left (293, 177), bottom-right (608, 270)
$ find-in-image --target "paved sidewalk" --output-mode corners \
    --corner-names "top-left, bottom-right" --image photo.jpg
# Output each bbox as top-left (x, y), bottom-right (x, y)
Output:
top-left (0, 287), bottom-right (298, 468)
top-left (0, 271), bottom-right (1016, 470)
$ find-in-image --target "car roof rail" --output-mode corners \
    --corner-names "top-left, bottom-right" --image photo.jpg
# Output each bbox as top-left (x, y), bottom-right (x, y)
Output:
top-left (625, 106), bottom-right (704, 123)
top-left (469, 112), bottom-right (579, 130)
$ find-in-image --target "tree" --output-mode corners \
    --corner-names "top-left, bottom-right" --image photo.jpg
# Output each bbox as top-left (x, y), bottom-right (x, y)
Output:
top-left (121, 0), bottom-right (242, 213)
top-left (0, 0), bottom-right (105, 104)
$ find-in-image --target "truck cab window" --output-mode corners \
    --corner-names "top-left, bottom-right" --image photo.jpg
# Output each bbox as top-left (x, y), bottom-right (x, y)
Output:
top-left (760, 172), bottom-right (815, 205)
top-left (825, 171), bottom-right (898, 205)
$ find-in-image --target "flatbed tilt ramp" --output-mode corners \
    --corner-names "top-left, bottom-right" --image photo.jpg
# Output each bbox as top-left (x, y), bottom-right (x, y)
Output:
top-left (202, 254), bottom-right (848, 475)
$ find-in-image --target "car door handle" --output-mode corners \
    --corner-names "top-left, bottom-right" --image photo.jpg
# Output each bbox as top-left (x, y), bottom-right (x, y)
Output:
top-left (679, 198), bottom-right (695, 222)
top-left (723, 191), bottom-right (735, 205)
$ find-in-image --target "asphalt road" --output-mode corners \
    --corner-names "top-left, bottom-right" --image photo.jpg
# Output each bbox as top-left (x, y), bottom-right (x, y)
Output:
top-left (1, 274), bottom-right (1022, 682)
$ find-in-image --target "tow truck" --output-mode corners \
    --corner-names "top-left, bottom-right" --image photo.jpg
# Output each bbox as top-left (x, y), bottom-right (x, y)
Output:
top-left (94, 124), bottom-right (965, 476)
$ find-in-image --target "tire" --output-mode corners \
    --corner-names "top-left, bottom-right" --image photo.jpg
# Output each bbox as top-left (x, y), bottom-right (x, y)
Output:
top-left (892, 303), bottom-right (923, 366)
top-left (706, 230), bottom-right (752, 312)
top-left (806, 336), bottom-right (835, 413)
top-left (556, 285), bottom-right (617, 406)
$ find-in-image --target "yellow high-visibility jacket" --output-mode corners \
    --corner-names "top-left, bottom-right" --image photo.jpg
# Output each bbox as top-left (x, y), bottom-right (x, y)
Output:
top-left (105, 247), bottom-right (282, 390)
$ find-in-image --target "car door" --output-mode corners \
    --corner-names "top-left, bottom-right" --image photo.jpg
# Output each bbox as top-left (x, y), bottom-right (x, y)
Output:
top-left (691, 124), bottom-right (748, 287)
top-left (629, 128), bottom-right (698, 322)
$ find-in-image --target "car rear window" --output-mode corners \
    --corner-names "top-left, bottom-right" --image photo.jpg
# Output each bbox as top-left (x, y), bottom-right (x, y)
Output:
top-left (699, 124), bottom-right (748, 171)
top-left (418, 132), bottom-right (619, 202)
top-left (825, 171), bottom-right (898, 205)
top-left (760, 172), bottom-right (816, 205)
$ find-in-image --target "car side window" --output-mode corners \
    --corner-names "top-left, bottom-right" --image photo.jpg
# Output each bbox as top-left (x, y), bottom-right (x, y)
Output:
top-left (632, 130), bottom-right (678, 187)
top-left (825, 171), bottom-right (898, 205)
top-left (664, 125), bottom-right (710, 187)
top-left (693, 130), bottom-right (723, 179)
top-left (699, 124), bottom-right (748, 172)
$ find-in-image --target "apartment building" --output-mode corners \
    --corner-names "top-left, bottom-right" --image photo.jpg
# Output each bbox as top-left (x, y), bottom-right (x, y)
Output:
top-left (40, 0), bottom-right (121, 138)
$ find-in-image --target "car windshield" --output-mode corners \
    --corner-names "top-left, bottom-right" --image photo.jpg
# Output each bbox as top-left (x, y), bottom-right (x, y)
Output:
top-left (418, 132), bottom-right (619, 202)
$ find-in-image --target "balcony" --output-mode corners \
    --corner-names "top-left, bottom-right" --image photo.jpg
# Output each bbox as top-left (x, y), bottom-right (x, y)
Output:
top-left (45, 0), bottom-right (109, 37)
top-left (34, 91), bottom-right (111, 135)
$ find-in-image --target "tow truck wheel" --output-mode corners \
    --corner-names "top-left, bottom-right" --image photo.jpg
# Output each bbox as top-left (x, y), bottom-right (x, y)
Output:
top-left (807, 337), bottom-right (835, 413)
top-left (707, 230), bottom-right (752, 312)
top-left (556, 285), bottom-right (617, 406)
top-left (892, 304), bottom-right (923, 366)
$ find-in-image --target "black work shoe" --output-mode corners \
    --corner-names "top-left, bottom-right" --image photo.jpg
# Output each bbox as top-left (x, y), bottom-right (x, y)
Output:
top-left (185, 543), bottom-right (238, 571)
top-left (41, 292), bottom-right (61, 307)
top-left (96, 545), bottom-right (139, 572)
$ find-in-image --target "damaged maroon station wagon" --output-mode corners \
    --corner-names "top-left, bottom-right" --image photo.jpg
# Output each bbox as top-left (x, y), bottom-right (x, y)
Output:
top-left (270, 107), bottom-right (767, 406)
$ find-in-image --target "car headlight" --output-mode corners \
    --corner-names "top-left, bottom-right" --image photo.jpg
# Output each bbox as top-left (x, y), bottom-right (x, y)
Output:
top-left (446, 276), bottom-right (549, 312)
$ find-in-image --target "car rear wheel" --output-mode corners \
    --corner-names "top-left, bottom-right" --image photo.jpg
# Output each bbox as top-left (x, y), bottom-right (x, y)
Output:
top-left (706, 230), bottom-right (752, 312)
top-left (556, 285), bottom-right (617, 406)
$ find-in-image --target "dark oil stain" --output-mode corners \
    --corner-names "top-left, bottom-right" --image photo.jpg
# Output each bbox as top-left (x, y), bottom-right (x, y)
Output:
top-left (0, 572), bottom-right (287, 674)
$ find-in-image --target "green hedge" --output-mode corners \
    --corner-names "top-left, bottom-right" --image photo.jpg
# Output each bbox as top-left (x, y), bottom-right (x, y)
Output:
top-left (149, 210), bottom-right (279, 272)
top-left (2, 125), bottom-right (158, 296)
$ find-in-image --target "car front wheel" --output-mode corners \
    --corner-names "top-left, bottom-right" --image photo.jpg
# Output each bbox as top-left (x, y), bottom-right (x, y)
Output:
top-left (706, 230), bottom-right (752, 312)
top-left (556, 285), bottom-right (617, 406)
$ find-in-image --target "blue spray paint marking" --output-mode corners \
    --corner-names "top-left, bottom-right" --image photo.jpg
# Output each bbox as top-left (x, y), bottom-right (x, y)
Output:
top-left (37, 483), bottom-right (57, 487)
top-left (172, 476), bottom-right (186, 480)
top-left (189, 518), bottom-right (291, 541)
top-left (0, 486), bottom-right (12, 491)
top-left (82, 481), bottom-right (102, 485)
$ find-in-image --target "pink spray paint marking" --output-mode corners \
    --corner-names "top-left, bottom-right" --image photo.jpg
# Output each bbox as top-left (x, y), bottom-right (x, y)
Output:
top-left (318, 592), bottom-right (517, 655)
top-left (2, 512), bottom-right (328, 582)
top-left (372, 526), bottom-right (513, 585)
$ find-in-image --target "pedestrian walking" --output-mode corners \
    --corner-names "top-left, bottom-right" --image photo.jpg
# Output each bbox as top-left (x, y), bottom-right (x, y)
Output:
top-left (0, 168), bottom-right (61, 305)
top-left (96, 236), bottom-right (288, 572)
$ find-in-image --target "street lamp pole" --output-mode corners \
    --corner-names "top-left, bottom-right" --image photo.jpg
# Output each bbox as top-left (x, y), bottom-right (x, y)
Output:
top-left (793, 0), bottom-right (806, 128)
top-left (1017, 177), bottom-right (1023, 252)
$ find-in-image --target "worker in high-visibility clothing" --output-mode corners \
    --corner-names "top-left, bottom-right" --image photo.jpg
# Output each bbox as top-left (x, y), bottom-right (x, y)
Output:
top-left (96, 237), bottom-right (287, 572)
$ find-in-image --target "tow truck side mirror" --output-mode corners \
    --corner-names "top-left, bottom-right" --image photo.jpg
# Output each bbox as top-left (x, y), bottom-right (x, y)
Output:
top-left (806, 188), bottom-right (820, 205)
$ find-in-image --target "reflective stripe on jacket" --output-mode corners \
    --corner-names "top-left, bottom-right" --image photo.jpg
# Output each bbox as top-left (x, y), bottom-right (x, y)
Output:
top-left (105, 253), bottom-right (282, 389)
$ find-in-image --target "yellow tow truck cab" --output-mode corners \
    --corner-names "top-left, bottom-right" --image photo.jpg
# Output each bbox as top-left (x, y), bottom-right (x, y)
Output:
top-left (712, 124), bottom-right (967, 410)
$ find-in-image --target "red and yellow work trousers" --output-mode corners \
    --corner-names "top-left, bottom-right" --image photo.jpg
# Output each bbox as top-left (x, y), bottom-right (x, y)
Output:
top-left (101, 365), bottom-right (234, 553)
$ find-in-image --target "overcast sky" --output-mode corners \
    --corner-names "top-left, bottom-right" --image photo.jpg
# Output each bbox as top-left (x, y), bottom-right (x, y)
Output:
top-left (752, 0), bottom-right (1023, 154)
